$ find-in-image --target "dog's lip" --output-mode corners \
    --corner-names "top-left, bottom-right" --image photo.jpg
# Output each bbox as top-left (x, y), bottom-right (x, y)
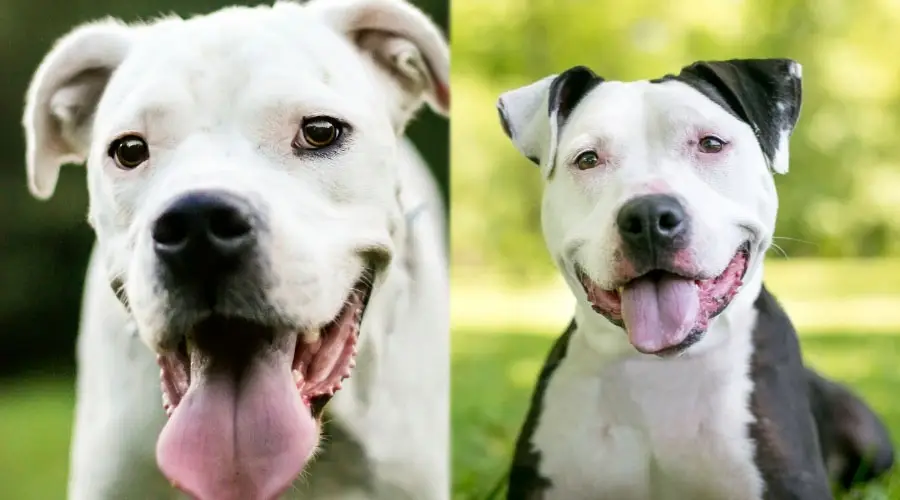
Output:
top-left (580, 241), bottom-right (753, 293)
top-left (302, 265), bottom-right (376, 415)
top-left (576, 240), bottom-right (752, 327)
top-left (158, 265), bottom-right (377, 419)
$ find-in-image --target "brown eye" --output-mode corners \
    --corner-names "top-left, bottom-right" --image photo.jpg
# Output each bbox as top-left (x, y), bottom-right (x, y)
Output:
top-left (698, 135), bottom-right (726, 154)
top-left (575, 151), bottom-right (601, 170)
top-left (108, 135), bottom-right (149, 170)
top-left (294, 118), bottom-right (342, 150)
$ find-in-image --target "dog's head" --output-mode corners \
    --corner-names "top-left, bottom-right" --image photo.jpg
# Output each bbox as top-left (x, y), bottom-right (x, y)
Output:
top-left (22, 0), bottom-right (447, 498)
top-left (497, 59), bottom-right (801, 357)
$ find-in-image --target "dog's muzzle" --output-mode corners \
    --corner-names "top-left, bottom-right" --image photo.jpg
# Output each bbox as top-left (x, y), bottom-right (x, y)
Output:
top-left (577, 193), bottom-right (751, 357)
top-left (144, 190), bottom-right (378, 499)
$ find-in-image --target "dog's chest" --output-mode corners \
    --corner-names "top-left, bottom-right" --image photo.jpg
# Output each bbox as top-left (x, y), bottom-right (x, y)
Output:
top-left (531, 333), bottom-right (763, 500)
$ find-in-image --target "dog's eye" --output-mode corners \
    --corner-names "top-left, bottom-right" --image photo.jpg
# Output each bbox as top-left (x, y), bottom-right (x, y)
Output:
top-left (294, 118), bottom-right (343, 150)
top-left (108, 135), bottom-right (149, 170)
top-left (575, 151), bottom-right (601, 170)
top-left (698, 136), bottom-right (726, 154)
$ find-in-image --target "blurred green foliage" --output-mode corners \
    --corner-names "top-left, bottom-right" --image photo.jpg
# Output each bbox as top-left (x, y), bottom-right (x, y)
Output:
top-left (0, 0), bottom-right (447, 377)
top-left (451, 0), bottom-right (900, 282)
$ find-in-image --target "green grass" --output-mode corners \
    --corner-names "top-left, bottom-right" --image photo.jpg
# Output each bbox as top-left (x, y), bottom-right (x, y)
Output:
top-left (0, 377), bottom-right (75, 499)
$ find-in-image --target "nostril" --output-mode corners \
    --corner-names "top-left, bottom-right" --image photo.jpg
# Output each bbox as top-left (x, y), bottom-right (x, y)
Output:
top-left (153, 212), bottom-right (190, 248)
top-left (658, 210), bottom-right (682, 233)
top-left (207, 207), bottom-right (252, 242)
top-left (621, 214), bottom-right (644, 236)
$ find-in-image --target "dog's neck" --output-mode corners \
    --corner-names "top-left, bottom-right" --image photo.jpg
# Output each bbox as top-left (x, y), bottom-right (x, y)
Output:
top-left (349, 139), bottom-right (440, 403)
top-left (570, 263), bottom-right (766, 365)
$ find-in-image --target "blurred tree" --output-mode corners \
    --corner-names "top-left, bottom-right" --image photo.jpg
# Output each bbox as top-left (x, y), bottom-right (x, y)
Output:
top-left (0, 0), bottom-right (448, 378)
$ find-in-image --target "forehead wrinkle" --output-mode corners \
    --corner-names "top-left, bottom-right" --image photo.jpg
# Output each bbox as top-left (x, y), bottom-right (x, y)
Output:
top-left (649, 82), bottom-right (745, 132)
top-left (563, 82), bottom-right (651, 153)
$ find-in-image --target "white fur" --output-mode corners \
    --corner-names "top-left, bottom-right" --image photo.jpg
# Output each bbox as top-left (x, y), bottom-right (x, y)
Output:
top-left (22, 1), bottom-right (448, 499)
top-left (498, 76), bottom-right (791, 498)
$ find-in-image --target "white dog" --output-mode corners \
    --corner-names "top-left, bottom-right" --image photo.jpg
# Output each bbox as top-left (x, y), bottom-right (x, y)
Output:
top-left (497, 60), bottom-right (893, 499)
top-left (21, 1), bottom-right (449, 499)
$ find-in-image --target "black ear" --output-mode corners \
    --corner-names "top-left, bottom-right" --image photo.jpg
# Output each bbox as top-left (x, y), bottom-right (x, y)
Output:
top-left (666, 58), bottom-right (802, 174)
top-left (548, 65), bottom-right (603, 131)
top-left (497, 66), bottom-right (602, 176)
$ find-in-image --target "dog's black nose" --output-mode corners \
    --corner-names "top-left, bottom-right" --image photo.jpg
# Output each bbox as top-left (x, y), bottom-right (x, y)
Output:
top-left (616, 194), bottom-right (688, 253)
top-left (152, 191), bottom-right (255, 275)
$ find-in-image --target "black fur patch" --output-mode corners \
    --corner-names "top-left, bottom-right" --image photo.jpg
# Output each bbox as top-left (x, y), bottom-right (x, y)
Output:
top-left (507, 320), bottom-right (576, 499)
top-left (547, 66), bottom-right (603, 130)
top-left (652, 59), bottom-right (802, 169)
top-left (747, 286), bottom-right (833, 499)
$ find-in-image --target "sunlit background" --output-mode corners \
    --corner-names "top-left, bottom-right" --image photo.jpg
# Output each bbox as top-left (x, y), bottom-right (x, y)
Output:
top-left (450, 0), bottom-right (900, 498)
top-left (0, 0), bottom-right (447, 497)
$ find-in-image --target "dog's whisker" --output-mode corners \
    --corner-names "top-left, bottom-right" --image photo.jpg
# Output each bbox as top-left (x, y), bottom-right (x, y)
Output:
top-left (768, 243), bottom-right (789, 259)
top-left (772, 236), bottom-right (818, 247)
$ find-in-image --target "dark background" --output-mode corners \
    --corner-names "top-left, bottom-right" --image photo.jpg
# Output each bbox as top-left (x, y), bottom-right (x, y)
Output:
top-left (0, 0), bottom-right (448, 380)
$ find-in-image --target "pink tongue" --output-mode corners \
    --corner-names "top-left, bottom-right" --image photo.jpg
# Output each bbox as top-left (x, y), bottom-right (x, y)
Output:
top-left (156, 351), bottom-right (317, 500)
top-left (620, 275), bottom-right (701, 354)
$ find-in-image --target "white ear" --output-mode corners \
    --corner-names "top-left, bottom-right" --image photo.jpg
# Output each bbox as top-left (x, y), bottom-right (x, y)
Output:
top-left (496, 75), bottom-right (557, 173)
top-left (22, 19), bottom-right (134, 200)
top-left (307, 0), bottom-right (449, 128)
top-left (497, 66), bottom-right (601, 178)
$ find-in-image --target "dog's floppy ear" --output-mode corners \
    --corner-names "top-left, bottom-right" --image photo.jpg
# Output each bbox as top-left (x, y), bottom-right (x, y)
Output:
top-left (672, 58), bottom-right (803, 174)
top-left (22, 19), bottom-right (135, 200)
top-left (308, 0), bottom-right (449, 129)
top-left (497, 66), bottom-right (601, 178)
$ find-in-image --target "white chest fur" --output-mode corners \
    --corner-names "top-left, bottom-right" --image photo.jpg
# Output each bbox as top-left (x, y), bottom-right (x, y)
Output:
top-left (531, 307), bottom-right (764, 500)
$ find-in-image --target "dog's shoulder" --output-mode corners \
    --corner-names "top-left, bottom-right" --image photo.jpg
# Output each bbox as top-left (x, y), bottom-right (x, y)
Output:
top-left (747, 285), bottom-right (834, 499)
top-left (506, 320), bottom-right (576, 499)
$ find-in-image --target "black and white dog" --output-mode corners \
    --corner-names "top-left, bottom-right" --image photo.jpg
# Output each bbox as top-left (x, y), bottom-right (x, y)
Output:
top-left (496, 59), bottom-right (894, 499)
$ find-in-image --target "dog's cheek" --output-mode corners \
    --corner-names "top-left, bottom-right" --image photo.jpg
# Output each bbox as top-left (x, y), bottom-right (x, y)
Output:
top-left (123, 251), bottom-right (167, 351)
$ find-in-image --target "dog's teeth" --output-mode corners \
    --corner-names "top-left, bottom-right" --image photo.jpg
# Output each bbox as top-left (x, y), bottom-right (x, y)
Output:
top-left (305, 329), bottom-right (321, 343)
top-left (617, 287), bottom-right (624, 295)
top-left (292, 369), bottom-right (303, 386)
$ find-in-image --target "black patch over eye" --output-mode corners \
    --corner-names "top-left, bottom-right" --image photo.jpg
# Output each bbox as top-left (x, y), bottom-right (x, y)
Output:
top-left (293, 117), bottom-right (343, 150)
top-left (698, 135), bottom-right (726, 154)
top-left (108, 135), bottom-right (149, 170)
top-left (575, 151), bottom-right (601, 170)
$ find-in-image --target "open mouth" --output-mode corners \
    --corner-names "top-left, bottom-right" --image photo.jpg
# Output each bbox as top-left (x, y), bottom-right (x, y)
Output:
top-left (154, 267), bottom-right (375, 500)
top-left (578, 242), bottom-right (751, 356)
